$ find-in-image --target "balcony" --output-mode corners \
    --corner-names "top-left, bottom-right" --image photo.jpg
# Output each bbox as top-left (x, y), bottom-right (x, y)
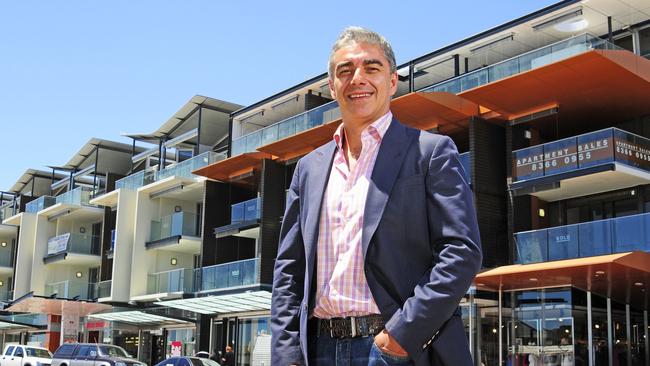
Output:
top-left (511, 128), bottom-right (650, 201)
top-left (45, 280), bottom-right (97, 300)
top-left (194, 258), bottom-right (259, 292)
top-left (157, 151), bottom-right (225, 180)
top-left (95, 280), bottom-right (112, 299)
top-left (421, 33), bottom-right (617, 95)
top-left (146, 268), bottom-right (193, 294)
top-left (232, 101), bottom-right (340, 157)
top-left (25, 196), bottom-right (56, 213)
top-left (515, 212), bottom-right (650, 264)
top-left (147, 212), bottom-right (200, 251)
top-left (231, 197), bottom-right (261, 224)
top-left (115, 170), bottom-right (156, 191)
top-left (55, 186), bottom-right (95, 206)
top-left (0, 203), bottom-right (17, 222)
top-left (44, 232), bottom-right (101, 265)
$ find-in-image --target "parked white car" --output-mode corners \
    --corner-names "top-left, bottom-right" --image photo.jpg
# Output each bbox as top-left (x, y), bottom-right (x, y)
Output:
top-left (1, 345), bottom-right (52, 366)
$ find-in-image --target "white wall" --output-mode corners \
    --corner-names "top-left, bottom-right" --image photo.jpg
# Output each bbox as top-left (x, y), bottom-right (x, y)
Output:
top-left (13, 214), bottom-right (36, 297)
top-left (111, 189), bottom-right (137, 301)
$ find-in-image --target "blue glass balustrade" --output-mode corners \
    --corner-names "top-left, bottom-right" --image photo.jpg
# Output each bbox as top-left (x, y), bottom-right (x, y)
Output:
top-left (194, 258), bottom-right (259, 292)
top-left (231, 101), bottom-right (341, 157)
top-left (231, 197), bottom-right (261, 224)
top-left (149, 212), bottom-right (199, 242)
top-left (55, 187), bottom-right (95, 206)
top-left (515, 212), bottom-right (650, 264)
top-left (420, 33), bottom-right (622, 94)
top-left (147, 268), bottom-right (193, 294)
top-left (25, 196), bottom-right (56, 213)
top-left (95, 280), bottom-right (112, 299)
top-left (512, 128), bottom-right (650, 182)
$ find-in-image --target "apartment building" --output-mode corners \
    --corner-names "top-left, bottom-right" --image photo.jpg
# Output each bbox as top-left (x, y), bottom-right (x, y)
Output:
top-left (1, 1), bottom-right (649, 365)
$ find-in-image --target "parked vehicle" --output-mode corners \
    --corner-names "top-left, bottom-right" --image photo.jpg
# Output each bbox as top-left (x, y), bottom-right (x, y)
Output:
top-left (50, 344), bottom-right (145, 366)
top-left (154, 357), bottom-right (220, 366)
top-left (1, 345), bottom-right (53, 366)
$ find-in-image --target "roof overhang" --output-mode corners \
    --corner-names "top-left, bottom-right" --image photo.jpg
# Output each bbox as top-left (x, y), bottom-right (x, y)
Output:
top-left (88, 310), bottom-right (192, 326)
top-left (193, 152), bottom-right (271, 183)
top-left (154, 290), bottom-right (271, 315)
top-left (460, 49), bottom-right (650, 123)
top-left (475, 251), bottom-right (650, 308)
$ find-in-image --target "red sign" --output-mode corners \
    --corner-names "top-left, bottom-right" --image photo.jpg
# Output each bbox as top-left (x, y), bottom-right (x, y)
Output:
top-left (85, 321), bottom-right (108, 329)
top-left (171, 341), bottom-right (182, 357)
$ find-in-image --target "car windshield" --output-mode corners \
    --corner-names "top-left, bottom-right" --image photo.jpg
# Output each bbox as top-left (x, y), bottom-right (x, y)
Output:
top-left (26, 348), bottom-right (52, 358)
top-left (98, 346), bottom-right (129, 358)
top-left (198, 359), bottom-right (221, 366)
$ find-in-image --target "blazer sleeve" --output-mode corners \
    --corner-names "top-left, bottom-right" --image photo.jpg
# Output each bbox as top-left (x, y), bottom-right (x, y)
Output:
top-left (384, 135), bottom-right (482, 360)
top-left (271, 160), bottom-right (307, 365)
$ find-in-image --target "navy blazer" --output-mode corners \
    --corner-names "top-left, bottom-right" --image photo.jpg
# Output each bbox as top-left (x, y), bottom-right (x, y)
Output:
top-left (271, 118), bottom-right (482, 365)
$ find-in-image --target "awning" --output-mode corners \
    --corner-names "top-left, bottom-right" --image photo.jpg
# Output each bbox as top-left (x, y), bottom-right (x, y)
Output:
top-left (193, 152), bottom-right (271, 183)
top-left (88, 310), bottom-right (191, 326)
top-left (475, 251), bottom-right (650, 308)
top-left (154, 290), bottom-right (271, 315)
top-left (4, 294), bottom-right (111, 316)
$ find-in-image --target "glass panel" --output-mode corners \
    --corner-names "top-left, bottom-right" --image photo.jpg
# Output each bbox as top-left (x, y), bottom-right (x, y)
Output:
top-left (96, 280), bottom-right (112, 298)
top-left (150, 212), bottom-right (199, 242)
top-left (640, 27), bottom-right (650, 59)
top-left (578, 219), bottom-right (612, 257)
top-left (236, 317), bottom-right (270, 366)
top-left (157, 151), bottom-right (225, 181)
top-left (612, 214), bottom-right (647, 252)
top-left (613, 128), bottom-right (650, 171)
top-left (512, 145), bottom-right (544, 181)
top-left (547, 224), bottom-right (579, 261)
top-left (25, 196), bottom-right (56, 213)
top-left (231, 137), bottom-right (246, 157)
top-left (515, 230), bottom-right (548, 263)
top-left (56, 187), bottom-right (94, 206)
top-left (116, 170), bottom-right (156, 190)
top-left (577, 129), bottom-right (614, 168)
top-left (194, 258), bottom-right (259, 292)
top-left (45, 280), bottom-right (95, 299)
top-left (542, 136), bottom-right (578, 176)
top-left (147, 268), bottom-right (193, 294)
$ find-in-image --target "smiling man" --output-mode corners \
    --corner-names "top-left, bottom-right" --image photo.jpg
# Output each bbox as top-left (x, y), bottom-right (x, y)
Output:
top-left (271, 27), bottom-right (482, 366)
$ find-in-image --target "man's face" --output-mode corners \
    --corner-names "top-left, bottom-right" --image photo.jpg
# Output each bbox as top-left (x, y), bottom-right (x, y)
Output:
top-left (329, 42), bottom-right (397, 128)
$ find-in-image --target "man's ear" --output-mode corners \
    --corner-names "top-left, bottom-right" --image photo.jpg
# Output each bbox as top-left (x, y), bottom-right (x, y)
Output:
top-left (329, 78), bottom-right (337, 99)
top-left (389, 71), bottom-right (398, 96)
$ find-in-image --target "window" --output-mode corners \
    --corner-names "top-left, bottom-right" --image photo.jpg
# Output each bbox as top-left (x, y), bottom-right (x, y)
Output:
top-left (54, 344), bottom-right (76, 357)
top-left (4, 346), bottom-right (14, 356)
top-left (639, 26), bottom-right (650, 59)
top-left (13, 348), bottom-right (23, 357)
top-left (75, 346), bottom-right (95, 357)
top-left (614, 34), bottom-right (634, 52)
top-left (26, 348), bottom-right (52, 358)
top-left (177, 358), bottom-right (192, 366)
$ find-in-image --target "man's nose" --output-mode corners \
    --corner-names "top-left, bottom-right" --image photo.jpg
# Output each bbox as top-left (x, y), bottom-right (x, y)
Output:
top-left (350, 67), bottom-right (366, 84)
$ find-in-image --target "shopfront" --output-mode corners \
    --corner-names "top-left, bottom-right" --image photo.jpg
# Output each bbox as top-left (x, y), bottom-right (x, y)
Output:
top-left (210, 315), bottom-right (270, 366)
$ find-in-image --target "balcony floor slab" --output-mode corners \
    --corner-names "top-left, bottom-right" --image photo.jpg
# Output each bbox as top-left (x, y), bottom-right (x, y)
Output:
top-left (512, 162), bottom-right (650, 201)
top-left (38, 203), bottom-right (104, 221)
top-left (89, 189), bottom-right (119, 207)
top-left (0, 266), bottom-right (13, 276)
top-left (137, 176), bottom-right (198, 199)
top-left (44, 253), bottom-right (102, 266)
top-left (2, 213), bottom-right (22, 226)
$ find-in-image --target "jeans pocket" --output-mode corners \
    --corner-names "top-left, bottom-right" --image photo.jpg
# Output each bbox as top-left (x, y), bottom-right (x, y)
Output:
top-left (370, 342), bottom-right (411, 365)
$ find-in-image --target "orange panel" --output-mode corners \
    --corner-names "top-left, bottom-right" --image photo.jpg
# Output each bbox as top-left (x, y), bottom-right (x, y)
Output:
top-left (391, 92), bottom-right (479, 130)
top-left (193, 152), bottom-right (271, 182)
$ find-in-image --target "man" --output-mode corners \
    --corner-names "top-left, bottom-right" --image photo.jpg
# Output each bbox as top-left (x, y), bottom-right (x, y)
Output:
top-left (271, 26), bottom-right (482, 365)
top-left (220, 346), bottom-right (234, 366)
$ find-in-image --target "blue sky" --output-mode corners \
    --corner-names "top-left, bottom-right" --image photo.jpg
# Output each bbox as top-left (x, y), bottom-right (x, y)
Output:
top-left (0, 0), bottom-right (555, 191)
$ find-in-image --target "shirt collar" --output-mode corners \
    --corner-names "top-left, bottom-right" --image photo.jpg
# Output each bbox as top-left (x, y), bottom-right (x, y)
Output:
top-left (333, 111), bottom-right (393, 151)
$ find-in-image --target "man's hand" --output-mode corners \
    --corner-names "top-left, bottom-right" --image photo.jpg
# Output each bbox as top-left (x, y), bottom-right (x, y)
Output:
top-left (374, 329), bottom-right (409, 357)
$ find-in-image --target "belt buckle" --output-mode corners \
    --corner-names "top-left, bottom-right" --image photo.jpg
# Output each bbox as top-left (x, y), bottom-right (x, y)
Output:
top-left (350, 317), bottom-right (357, 338)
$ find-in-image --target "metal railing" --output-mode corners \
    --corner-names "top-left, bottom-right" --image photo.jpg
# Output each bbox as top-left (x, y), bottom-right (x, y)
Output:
top-left (420, 33), bottom-right (622, 94)
top-left (146, 268), bottom-right (194, 294)
top-left (232, 101), bottom-right (340, 156)
top-left (194, 258), bottom-right (259, 292)
top-left (516, 212), bottom-right (650, 264)
top-left (512, 127), bottom-right (650, 182)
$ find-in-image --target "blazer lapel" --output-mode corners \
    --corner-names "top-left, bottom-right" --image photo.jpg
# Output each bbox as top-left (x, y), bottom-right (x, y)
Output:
top-left (304, 141), bottom-right (336, 268)
top-left (362, 119), bottom-right (415, 258)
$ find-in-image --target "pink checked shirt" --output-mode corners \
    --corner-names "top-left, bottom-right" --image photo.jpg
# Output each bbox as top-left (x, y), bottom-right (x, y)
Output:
top-left (312, 111), bottom-right (393, 319)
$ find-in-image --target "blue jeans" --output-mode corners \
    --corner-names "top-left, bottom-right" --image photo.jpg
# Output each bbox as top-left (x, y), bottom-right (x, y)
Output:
top-left (308, 334), bottom-right (413, 365)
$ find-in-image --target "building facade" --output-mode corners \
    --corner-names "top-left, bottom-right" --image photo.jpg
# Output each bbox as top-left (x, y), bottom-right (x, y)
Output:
top-left (1, 1), bottom-right (650, 365)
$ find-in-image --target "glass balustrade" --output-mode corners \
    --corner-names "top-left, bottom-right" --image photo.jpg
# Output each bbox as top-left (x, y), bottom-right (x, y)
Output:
top-left (231, 101), bottom-right (340, 156)
top-left (110, 229), bottom-right (116, 251)
top-left (115, 170), bottom-right (156, 190)
top-left (147, 268), bottom-right (194, 294)
top-left (157, 151), bottom-right (226, 180)
top-left (0, 252), bottom-right (12, 267)
top-left (45, 280), bottom-right (96, 299)
top-left (25, 196), bottom-right (56, 213)
top-left (421, 33), bottom-right (622, 94)
top-left (0, 290), bottom-right (11, 302)
top-left (55, 186), bottom-right (95, 207)
top-left (512, 127), bottom-right (650, 182)
top-left (231, 197), bottom-right (261, 224)
top-left (194, 258), bottom-right (259, 292)
top-left (149, 212), bottom-right (199, 242)
top-left (46, 233), bottom-right (101, 257)
top-left (515, 212), bottom-right (650, 264)
top-left (0, 203), bottom-right (16, 221)
top-left (95, 280), bottom-right (112, 298)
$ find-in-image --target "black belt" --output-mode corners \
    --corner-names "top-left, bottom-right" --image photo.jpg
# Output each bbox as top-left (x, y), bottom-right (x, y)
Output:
top-left (311, 314), bottom-right (385, 338)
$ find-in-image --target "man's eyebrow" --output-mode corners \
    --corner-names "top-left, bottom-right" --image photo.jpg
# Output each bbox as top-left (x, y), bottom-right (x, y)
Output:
top-left (363, 59), bottom-right (384, 67)
top-left (335, 61), bottom-right (354, 72)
